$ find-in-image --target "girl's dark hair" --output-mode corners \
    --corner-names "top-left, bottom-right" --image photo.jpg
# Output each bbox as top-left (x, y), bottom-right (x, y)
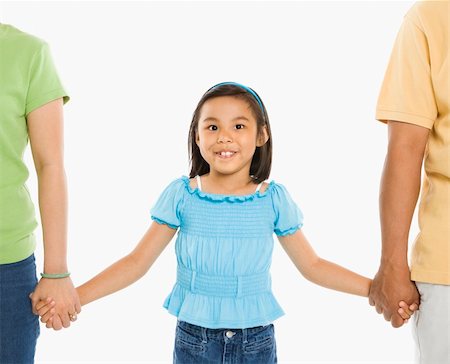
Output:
top-left (188, 83), bottom-right (273, 184)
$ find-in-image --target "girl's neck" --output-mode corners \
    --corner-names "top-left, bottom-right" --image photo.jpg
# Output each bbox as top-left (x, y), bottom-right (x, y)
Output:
top-left (201, 171), bottom-right (255, 195)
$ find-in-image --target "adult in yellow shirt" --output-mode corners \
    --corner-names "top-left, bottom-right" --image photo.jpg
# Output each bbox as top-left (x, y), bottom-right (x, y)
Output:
top-left (0, 24), bottom-right (80, 362)
top-left (369, 1), bottom-right (449, 363)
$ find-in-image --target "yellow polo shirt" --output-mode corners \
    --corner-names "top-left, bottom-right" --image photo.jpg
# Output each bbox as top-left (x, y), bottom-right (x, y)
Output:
top-left (376, 1), bottom-right (449, 285)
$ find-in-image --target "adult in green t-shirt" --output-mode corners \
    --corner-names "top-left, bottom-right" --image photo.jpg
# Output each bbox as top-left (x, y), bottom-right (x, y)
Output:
top-left (0, 24), bottom-right (80, 363)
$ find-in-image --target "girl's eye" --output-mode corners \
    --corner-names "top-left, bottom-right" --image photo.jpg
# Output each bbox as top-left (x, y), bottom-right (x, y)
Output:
top-left (235, 124), bottom-right (245, 130)
top-left (208, 125), bottom-right (218, 131)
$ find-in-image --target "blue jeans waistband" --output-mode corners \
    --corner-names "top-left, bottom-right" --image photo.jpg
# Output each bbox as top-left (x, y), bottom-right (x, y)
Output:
top-left (177, 320), bottom-right (270, 336)
top-left (0, 253), bottom-right (35, 268)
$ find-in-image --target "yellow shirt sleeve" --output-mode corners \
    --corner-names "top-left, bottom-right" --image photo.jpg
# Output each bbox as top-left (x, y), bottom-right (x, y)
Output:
top-left (376, 11), bottom-right (437, 129)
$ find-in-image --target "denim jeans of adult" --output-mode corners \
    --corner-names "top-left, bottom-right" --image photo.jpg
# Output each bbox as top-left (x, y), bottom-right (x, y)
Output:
top-left (0, 254), bottom-right (39, 364)
top-left (173, 320), bottom-right (277, 364)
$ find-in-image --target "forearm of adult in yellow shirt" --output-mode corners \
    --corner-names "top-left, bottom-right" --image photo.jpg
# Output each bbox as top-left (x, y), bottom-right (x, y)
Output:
top-left (369, 120), bottom-right (429, 327)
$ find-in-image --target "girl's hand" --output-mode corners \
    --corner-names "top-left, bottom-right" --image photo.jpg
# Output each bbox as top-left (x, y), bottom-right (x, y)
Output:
top-left (397, 300), bottom-right (419, 323)
top-left (31, 296), bottom-right (57, 323)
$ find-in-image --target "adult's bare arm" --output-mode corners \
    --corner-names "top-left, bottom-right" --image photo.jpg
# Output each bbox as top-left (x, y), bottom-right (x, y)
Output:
top-left (27, 99), bottom-right (80, 330)
top-left (369, 121), bottom-right (428, 327)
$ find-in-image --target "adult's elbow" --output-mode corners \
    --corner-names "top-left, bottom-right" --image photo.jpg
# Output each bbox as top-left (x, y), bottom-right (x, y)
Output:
top-left (387, 121), bottom-right (430, 157)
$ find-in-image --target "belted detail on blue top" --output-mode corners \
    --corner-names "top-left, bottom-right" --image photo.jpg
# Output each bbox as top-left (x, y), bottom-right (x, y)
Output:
top-left (177, 265), bottom-right (271, 298)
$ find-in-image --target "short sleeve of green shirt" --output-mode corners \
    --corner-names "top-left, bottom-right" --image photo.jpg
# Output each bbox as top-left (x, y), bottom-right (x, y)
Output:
top-left (26, 42), bottom-right (70, 115)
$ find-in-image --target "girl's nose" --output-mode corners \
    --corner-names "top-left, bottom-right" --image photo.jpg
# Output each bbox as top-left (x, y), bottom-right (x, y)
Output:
top-left (217, 133), bottom-right (232, 143)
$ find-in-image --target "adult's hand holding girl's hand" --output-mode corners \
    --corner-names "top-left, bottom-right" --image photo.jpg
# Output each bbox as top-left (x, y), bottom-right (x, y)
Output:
top-left (369, 264), bottom-right (420, 328)
top-left (30, 277), bottom-right (81, 330)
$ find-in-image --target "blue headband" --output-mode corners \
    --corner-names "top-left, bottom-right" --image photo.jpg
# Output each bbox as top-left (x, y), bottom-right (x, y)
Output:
top-left (208, 82), bottom-right (265, 113)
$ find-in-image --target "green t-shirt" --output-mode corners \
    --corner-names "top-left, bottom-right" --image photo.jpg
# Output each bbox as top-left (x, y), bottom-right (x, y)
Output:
top-left (0, 24), bottom-right (69, 264)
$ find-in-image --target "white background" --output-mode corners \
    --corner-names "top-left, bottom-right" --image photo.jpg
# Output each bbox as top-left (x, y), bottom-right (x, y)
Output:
top-left (1, 1), bottom-right (418, 363)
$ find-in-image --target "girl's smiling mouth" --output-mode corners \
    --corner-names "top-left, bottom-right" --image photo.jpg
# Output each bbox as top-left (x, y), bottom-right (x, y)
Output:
top-left (216, 151), bottom-right (236, 158)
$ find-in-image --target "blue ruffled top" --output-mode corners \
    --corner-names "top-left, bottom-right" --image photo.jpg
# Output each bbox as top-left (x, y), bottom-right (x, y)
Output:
top-left (151, 176), bottom-right (303, 329)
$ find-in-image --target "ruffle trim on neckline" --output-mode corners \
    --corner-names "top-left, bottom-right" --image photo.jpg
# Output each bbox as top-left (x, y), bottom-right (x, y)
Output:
top-left (181, 176), bottom-right (275, 203)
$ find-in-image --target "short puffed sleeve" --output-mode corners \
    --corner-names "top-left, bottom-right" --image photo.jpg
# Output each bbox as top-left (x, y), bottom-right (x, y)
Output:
top-left (150, 178), bottom-right (186, 229)
top-left (271, 183), bottom-right (304, 236)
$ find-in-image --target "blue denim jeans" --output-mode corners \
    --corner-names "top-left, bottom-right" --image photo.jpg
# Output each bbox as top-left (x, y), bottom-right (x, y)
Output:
top-left (0, 254), bottom-right (39, 364)
top-left (173, 320), bottom-right (277, 364)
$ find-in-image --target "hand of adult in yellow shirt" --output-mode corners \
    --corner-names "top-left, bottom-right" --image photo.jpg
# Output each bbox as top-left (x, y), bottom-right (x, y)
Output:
top-left (369, 264), bottom-right (420, 328)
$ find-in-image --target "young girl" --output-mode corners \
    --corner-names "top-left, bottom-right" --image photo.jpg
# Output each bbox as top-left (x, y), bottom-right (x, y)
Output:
top-left (36, 82), bottom-right (417, 363)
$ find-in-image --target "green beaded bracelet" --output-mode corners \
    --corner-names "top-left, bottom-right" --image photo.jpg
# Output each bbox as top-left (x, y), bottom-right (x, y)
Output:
top-left (40, 272), bottom-right (71, 279)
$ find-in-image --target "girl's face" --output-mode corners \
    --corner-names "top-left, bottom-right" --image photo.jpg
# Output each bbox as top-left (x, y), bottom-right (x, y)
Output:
top-left (196, 96), bottom-right (268, 179)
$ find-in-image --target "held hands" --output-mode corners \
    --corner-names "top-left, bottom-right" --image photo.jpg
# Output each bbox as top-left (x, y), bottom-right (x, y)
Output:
top-left (31, 271), bottom-right (420, 329)
top-left (30, 277), bottom-right (81, 330)
top-left (369, 264), bottom-right (420, 327)
top-left (32, 296), bottom-right (419, 329)
top-left (397, 301), bottom-right (419, 323)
